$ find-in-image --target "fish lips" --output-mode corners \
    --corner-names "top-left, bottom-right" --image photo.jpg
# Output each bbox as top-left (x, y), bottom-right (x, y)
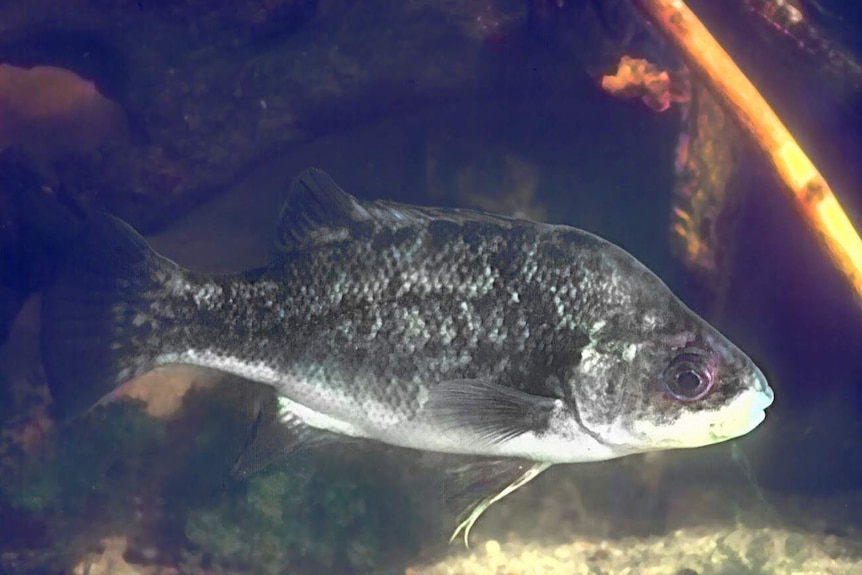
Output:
top-left (716, 365), bottom-right (774, 440)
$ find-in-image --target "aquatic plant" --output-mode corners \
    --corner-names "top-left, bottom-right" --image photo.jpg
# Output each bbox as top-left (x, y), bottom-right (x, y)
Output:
top-left (2, 401), bottom-right (166, 515)
top-left (184, 446), bottom-right (431, 575)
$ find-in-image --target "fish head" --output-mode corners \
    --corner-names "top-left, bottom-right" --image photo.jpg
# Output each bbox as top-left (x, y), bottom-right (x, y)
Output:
top-left (568, 248), bottom-right (774, 456)
top-left (620, 313), bottom-right (773, 452)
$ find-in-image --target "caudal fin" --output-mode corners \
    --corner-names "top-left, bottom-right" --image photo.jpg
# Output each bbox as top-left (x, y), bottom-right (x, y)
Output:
top-left (40, 214), bottom-right (183, 419)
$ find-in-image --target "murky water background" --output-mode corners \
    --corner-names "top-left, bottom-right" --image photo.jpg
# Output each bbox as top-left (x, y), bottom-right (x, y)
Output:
top-left (2, 1), bottom-right (862, 574)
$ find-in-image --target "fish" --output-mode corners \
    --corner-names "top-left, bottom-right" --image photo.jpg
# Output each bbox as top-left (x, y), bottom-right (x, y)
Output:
top-left (40, 168), bottom-right (774, 541)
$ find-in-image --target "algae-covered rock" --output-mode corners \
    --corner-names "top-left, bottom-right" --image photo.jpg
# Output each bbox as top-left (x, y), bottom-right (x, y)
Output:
top-left (0, 0), bottom-right (527, 233)
top-left (2, 401), bottom-right (167, 515)
top-left (407, 523), bottom-right (862, 575)
top-left (185, 445), bottom-right (434, 575)
top-left (0, 401), bottom-right (169, 573)
top-left (2, 363), bottom-right (439, 574)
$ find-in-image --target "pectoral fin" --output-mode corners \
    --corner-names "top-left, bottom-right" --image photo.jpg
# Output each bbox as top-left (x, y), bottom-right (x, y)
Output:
top-left (424, 378), bottom-right (558, 446)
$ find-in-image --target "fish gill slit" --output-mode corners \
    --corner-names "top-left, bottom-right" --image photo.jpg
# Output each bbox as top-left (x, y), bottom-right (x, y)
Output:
top-left (569, 394), bottom-right (611, 447)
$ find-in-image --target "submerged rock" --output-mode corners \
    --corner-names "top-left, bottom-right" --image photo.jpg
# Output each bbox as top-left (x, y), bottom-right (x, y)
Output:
top-left (407, 519), bottom-right (862, 575)
top-left (0, 64), bottom-right (128, 167)
top-left (0, 0), bottom-right (527, 232)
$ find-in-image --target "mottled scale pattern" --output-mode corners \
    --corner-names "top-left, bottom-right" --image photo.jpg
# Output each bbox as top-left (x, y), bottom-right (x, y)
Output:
top-left (137, 212), bottom-right (651, 436)
top-left (40, 169), bottom-right (772, 467)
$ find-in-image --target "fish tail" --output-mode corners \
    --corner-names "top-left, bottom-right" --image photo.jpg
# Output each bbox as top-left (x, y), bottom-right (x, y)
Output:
top-left (40, 213), bottom-right (187, 419)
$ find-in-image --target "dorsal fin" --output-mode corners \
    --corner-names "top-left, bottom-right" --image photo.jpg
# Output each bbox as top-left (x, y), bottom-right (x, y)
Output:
top-left (274, 167), bottom-right (552, 253)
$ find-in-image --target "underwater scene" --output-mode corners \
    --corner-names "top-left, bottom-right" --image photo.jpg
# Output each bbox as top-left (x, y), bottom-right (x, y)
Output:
top-left (1, 1), bottom-right (862, 574)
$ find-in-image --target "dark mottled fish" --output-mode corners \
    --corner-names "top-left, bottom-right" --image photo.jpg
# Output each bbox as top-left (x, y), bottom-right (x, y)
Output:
top-left (40, 168), bottom-right (773, 541)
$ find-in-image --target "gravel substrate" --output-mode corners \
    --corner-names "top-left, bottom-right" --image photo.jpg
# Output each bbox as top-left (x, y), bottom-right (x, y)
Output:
top-left (406, 525), bottom-right (861, 575)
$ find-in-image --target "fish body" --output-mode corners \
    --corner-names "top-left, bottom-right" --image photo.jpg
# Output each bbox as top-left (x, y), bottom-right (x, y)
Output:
top-left (41, 169), bottom-right (773, 469)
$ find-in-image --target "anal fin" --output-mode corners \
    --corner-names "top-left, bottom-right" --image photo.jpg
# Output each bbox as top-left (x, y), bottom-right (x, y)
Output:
top-left (231, 395), bottom-right (339, 479)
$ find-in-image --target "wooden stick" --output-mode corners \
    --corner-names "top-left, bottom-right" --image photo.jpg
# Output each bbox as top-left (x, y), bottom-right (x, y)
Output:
top-left (633, 0), bottom-right (862, 305)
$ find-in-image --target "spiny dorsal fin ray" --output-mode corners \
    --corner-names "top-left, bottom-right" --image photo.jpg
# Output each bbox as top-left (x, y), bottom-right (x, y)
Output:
top-left (275, 168), bottom-right (360, 252)
top-left (275, 168), bottom-right (549, 252)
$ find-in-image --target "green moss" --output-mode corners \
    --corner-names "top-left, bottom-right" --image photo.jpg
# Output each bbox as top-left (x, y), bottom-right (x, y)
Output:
top-left (2, 401), bottom-right (166, 515)
top-left (185, 446), bottom-right (430, 575)
top-left (8, 465), bottom-right (60, 511)
top-left (3, 381), bottom-right (436, 574)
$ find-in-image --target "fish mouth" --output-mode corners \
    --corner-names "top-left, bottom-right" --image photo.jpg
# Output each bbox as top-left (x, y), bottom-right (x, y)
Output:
top-left (748, 407), bottom-right (766, 429)
top-left (731, 368), bottom-right (774, 437)
top-left (751, 364), bottom-right (774, 410)
top-left (706, 369), bottom-right (773, 443)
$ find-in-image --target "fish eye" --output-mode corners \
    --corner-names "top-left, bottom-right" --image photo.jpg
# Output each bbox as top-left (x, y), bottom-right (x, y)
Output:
top-left (662, 352), bottom-right (713, 401)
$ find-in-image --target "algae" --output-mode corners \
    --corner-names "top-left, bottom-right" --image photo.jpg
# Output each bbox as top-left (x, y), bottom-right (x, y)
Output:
top-left (185, 446), bottom-right (429, 575)
top-left (2, 401), bottom-right (166, 515)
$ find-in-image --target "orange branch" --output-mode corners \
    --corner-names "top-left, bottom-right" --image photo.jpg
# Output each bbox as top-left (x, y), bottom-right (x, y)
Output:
top-left (633, 0), bottom-right (862, 306)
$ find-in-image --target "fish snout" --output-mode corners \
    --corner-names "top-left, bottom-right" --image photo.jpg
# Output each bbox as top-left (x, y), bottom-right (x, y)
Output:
top-left (749, 363), bottom-right (774, 409)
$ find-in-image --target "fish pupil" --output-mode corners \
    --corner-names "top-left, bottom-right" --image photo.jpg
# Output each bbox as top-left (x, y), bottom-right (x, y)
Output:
top-left (675, 371), bottom-right (701, 393)
top-left (663, 352), bottom-right (712, 401)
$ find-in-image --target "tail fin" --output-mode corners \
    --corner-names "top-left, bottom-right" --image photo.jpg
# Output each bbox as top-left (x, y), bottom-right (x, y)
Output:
top-left (40, 214), bottom-right (182, 419)
top-left (0, 150), bottom-right (83, 344)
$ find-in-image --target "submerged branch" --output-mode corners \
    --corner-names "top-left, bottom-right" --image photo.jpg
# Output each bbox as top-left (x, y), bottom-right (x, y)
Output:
top-left (633, 0), bottom-right (862, 307)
